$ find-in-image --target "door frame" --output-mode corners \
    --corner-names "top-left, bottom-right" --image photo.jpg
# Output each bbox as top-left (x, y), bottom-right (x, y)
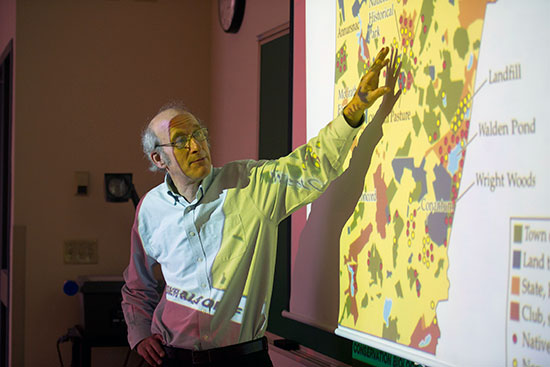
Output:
top-left (0, 39), bottom-right (13, 367)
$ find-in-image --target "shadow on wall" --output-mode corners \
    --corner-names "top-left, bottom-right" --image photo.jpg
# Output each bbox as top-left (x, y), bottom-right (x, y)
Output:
top-left (293, 114), bottom-right (385, 328)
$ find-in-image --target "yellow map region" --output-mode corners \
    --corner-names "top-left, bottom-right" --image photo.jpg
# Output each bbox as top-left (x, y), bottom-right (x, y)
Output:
top-left (337, 0), bottom-right (491, 355)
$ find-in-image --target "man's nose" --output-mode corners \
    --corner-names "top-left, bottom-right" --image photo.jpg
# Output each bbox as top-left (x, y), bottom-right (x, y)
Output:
top-left (187, 136), bottom-right (202, 152)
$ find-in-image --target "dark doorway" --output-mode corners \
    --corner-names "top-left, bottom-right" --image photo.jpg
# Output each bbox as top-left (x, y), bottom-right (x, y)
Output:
top-left (257, 28), bottom-right (292, 337)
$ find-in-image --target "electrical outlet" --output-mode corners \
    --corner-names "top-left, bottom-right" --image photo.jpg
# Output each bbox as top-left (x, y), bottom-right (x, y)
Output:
top-left (64, 240), bottom-right (98, 264)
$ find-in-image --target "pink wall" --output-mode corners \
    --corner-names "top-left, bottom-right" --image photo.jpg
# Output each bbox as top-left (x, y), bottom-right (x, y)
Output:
top-left (14, 1), bottom-right (211, 365)
top-left (0, 0), bottom-right (15, 51)
top-left (209, 0), bottom-right (290, 165)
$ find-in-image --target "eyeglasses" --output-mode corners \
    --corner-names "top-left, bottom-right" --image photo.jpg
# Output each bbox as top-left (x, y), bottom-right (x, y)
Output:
top-left (156, 128), bottom-right (208, 150)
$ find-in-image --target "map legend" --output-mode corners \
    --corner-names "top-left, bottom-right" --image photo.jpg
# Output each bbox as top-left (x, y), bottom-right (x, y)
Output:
top-left (506, 218), bottom-right (550, 367)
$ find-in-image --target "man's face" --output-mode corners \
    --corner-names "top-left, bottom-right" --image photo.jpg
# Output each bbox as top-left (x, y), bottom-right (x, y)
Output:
top-left (155, 111), bottom-right (212, 184)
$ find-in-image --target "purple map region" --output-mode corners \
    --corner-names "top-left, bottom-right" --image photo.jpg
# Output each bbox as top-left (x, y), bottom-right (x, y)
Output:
top-left (391, 157), bottom-right (428, 200)
top-left (432, 163), bottom-right (452, 201)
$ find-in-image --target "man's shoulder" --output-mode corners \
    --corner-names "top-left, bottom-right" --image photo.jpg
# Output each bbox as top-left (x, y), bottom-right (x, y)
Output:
top-left (138, 181), bottom-right (172, 214)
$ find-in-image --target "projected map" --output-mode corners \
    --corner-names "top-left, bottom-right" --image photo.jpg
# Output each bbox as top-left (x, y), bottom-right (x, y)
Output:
top-left (337, 0), bottom-right (492, 355)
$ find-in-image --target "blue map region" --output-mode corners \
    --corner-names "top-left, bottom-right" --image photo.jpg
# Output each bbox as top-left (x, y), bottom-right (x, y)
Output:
top-left (348, 265), bottom-right (356, 297)
top-left (419, 334), bottom-right (432, 348)
top-left (383, 299), bottom-right (392, 326)
top-left (467, 53), bottom-right (474, 70)
top-left (447, 145), bottom-right (463, 176)
top-left (391, 157), bottom-right (428, 200)
top-left (432, 164), bottom-right (452, 201)
top-left (357, 18), bottom-right (366, 60)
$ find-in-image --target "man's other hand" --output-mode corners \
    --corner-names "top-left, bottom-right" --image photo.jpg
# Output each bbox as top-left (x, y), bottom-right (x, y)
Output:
top-left (136, 334), bottom-right (165, 366)
top-left (343, 47), bottom-right (392, 126)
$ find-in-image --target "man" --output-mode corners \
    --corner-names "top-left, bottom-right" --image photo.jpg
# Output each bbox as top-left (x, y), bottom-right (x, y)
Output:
top-left (122, 47), bottom-right (401, 366)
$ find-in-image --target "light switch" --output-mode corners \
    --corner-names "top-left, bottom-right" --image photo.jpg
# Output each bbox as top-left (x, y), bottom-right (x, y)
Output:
top-left (75, 171), bottom-right (89, 195)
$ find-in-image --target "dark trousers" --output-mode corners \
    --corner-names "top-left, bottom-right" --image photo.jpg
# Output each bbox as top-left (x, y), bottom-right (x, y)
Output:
top-left (162, 349), bottom-right (272, 367)
top-left (161, 338), bottom-right (273, 367)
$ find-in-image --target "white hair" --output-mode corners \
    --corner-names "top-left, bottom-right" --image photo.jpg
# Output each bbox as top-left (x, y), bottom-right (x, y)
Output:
top-left (141, 101), bottom-right (207, 172)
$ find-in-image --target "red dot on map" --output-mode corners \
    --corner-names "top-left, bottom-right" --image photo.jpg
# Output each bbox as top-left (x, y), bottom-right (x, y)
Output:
top-left (443, 61), bottom-right (447, 69)
top-left (427, 250), bottom-right (430, 258)
top-left (444, 217), bottom-right (448, 225)
top-left (367, 259), bottom-right (370, 266)
top-left (380, 263), bottom-right (383, 270)
top-left (388, 214), bottom-right (391, 222)
top-left (425, 225), bottom-right (429, 233)
top-left (414, 57), bottom-right (417, 64)
top-left (400, 16), bottom-right (403, 24)
top-left (423, 25), bottom-right (427, 33)
top-left (413, 222), bottom-right (416, 229)
top-left (383, 70), bottom-right (386, 77)
top-left (416, 279), bottom-right (420, 288)
top-left (343, 65), bottom-right (347, 71)
top-left (368, 251), bottom-right (371, 257)
top-left (431, 254), bottom-right (434, 262)
top-left (406, 229), bottom-right (410, 237)
top-left (339, 66), bottom-right (342, 72)
top-left (414, 270), bottom-right (418, 277)
top-left (418, 254), bottom-right (422, 261)
top-left (395, 210), bottom-right (399, 219)
top-left (402, 39), bottom-right (406, 46)
top-left (417, 290), bottom-right (421, 297)
top-left (407, 221), bottom-right (410, 228)
top-left (336, 61), bottom-right (340, 67)
top-left (513, 334), bottom-right (517, 344)
top-left (447, 146), bottom-right (451, 154)
top-left (409, 19), bottom-right (413, 28)
top-left (430, 243), bottom-right (433, 251)
top-left (382, 37), bottom-right (386, 44)
top-left (414, 209), bottom-right (417, 217)
top-left (466, 121), bottom-right (470, 128)
top-left (421, 14), bottom-right (425, 23)
top-left (453, 174), bottom-right (457, 182)
top-left (444, 239), bottom-right (447, 247)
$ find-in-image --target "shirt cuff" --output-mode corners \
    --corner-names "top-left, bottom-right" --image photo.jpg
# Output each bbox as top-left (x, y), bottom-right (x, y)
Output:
top-left (332, 114), bottom-right (362, 139)
top-left (128, 325), bottom-right (153, 350)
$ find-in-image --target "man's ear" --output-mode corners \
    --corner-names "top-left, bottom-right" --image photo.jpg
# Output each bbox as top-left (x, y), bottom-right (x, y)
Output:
top-left (151, 151), bottom-right (167, 170)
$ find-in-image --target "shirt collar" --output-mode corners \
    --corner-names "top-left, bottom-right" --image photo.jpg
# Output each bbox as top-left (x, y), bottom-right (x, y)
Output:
top-left (164, 166), bottom-right (214, 206)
